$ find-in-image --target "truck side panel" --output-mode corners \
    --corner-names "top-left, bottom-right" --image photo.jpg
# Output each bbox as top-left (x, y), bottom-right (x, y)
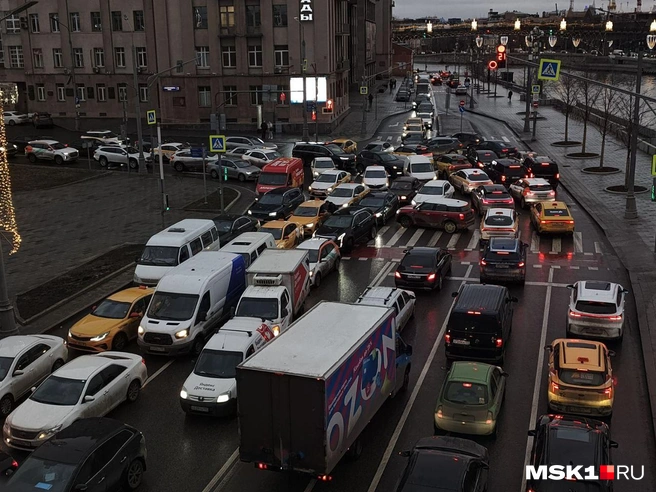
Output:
top-left (238, 369), bottom-right (326, 473)
top-left (324, 312), bottom-right (397, 473)
top-left (291, 262), bottom-right (310, 312)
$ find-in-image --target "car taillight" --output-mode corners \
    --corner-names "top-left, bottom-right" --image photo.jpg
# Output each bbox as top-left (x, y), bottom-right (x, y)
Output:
top-left (141, 358), bottom-right (146, 366)
top-left (518, 261), bottom-right (525, 268)
top-left (445, 333), bottom-right (451, 344)
top-left (526, 191), bottom-right (534, 196)
top-left (529, 173), bottom-right (535, 178)
top-left (477, 162), bottom-right (484, 168)
top-left (503, 198), bottom-right (514, 204)
top-left (495, 338), bottom-right (503, 348)
top-left (502, 148), bottom-right (508, 153)
top-left (11, 459), bottom-right (18, 469)
top-left (25, 145), bottom-right (32, 152)
top-left (480, 259), bottom-right (487, 266)
top-left (551, 381), bottom-right (560, 393)
top-left (482, 199), bottom-right (490, 204)
top-left (317, 475), bottom-right (332, 482)
top-left (459, 213), bottom-right (465, 220)
top-left (604, 387), bottom-right (613, 397)
top-left (548, 191), bottom-right (556, 196)
top-left (394, 271), bottom-right (401, 278)
top-left (427, 273), bottom-right (436, 281)
top-left (567, 220), bottom-right (574, 224)
top-left (257, 463), bottom-right (268, 470)
top-left (448, 165), bottom-right (456, 171)
top-left (501, 175), bottom-right (506, 182)
top-left (540, 220), bottom-right (547, 224)
top-left (556, 173), bottom-right (560, 179)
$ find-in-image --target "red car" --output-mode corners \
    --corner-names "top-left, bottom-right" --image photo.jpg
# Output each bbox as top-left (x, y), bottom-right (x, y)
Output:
top-left (396, 197), bottom-right (475, 234)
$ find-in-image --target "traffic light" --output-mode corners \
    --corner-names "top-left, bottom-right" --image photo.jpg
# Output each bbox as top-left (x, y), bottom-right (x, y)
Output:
top-left (311, 110), bottom-right (317, 121)
top-left (323, 99), bottom-right (334, 114)
top-left (496, 45), bottom-right (506, 68)
top-left (223, 165), bottom-right (228, 181)
top-left (487, 60), bottom-right (498, 71)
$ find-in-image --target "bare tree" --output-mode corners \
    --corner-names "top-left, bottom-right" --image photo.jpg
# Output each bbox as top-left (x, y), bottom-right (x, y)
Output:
top-left (597, 77), bottom-right (618, 168)
top-left (575, 73), bottom-right (602, 154)
top-left (550, 73), bottom-right (579, 143)
top-left (613, 82), bottom-right (649, 188)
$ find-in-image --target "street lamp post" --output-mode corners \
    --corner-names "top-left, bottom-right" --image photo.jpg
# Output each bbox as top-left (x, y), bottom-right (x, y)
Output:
top-left (500, 35), bottom-right (509, 90)
top-left (53, 2), bottom-right (80, 131)
top-left (523, 27), bottom-right (543, 134)
top-left (294, 17), bottom-right (309, 141)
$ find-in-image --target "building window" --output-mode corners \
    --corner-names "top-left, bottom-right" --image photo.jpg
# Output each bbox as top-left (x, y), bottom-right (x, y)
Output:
top-left (222, 46), bottom-right (236, 68)
top-left (198, 86), bottom-right (211, 107)
top-left (97, 84), bottom-right (107, 101)
top-left (111, 11), bottom-right (122, 31)
top-left (250, 85), bottom-right (263, 105)
top-left (278, 84), bottom-right (289, 105)
top-left (272, 5), bottom-right (288, 27)
top-left (29, 13), bottom-right (40, 33)
top-left (73, 48), bottom-right (84, 68)
top-left (5, 15), bottom-right (20, 34)
top-left (56, 84), bottom-right (65, 101)
top-left (36, 84), bottom-right (46, 101)
top-left (194, 6), bottom-right (208, 28)
top-left (76, 84), bottom-right (86, 102)
top-left (248, 45), bottom-right (262, 67)
top-left (91, 12), bottom-right (101, 31)
top-left (0, 35), bottom-right (4, 67)
top-left (93, 48), bottom-right (104, 68)
top-left (133, 11), bottom-right (145, 31)
top-left (246, 5), bottom-right (261, 27)
top-left (118, 83), bottom-right (128, 102)
top-left (53, 48), bottom-right (63, 68)
top-left (139, 84), bottom-right (148, 102)
top-left (220, 6), bottom-right (235, 27)
top-left (274, 45), bottom-right (289, 67)
top-left (32, 49), bottom-right (43, 68)
top-left (196, 46), bottom-right (210, 68)
top-left (223, 85), bottom-right (237, 106)
top-left (49, 13), bottom-right (60, 32)
top-left (9, 46), bottom-right (23, 68)
top-left (136, 47), bottom-right (147, 68)
top-left (70, 12), bottom-right (81, 32)
top-left (115, 47), bottom-right (126, 67)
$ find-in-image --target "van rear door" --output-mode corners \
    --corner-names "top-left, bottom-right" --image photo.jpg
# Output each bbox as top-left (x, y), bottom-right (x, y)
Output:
top-left (447, 312), bottom-right (500, 357)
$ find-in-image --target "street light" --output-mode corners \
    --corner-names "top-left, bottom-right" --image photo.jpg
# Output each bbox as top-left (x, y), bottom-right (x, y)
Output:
top-left (471, 19), bottom-right (477, 31)
top-left (426, 21), bottom-right (433, 33)
top-left (560, 19), bottom-right (567, 31)
top-left (514, 19), bottom-right (521, 31)
top-left (606, 20), bottom-right (613, 31)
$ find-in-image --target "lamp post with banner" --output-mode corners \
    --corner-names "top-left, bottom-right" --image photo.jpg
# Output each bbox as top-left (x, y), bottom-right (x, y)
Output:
top-left (500, 35), bottom-right (509, 85)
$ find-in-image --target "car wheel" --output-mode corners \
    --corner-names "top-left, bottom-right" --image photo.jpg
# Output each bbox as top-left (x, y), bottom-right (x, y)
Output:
top-left (128, 159), bottom-right (138, 169)
top-left (210, 170), bottom-right (219, 179)
top-left (238, 173), bottom-right (246, 182)
top-left (126, 380), bottom-right (141, 403)
top-left (51, 359), bottom-right (65, 373)
top-left (125, 459), bottom-right (145, 490)
top-left (521, 198), bottom-right (527, 209)
top-left (443, 221), bottom-right (457, 234)
top-left (345, 237), bottom-right (355, 253)
top-left (0, 395), bottom-right (14, 417)
top-left (174, 162), bottom-right (185, 172)
top-left (8, 120), bottom-right (15, 126)
top-left (54, 156), bottom-right (63, 165)
top-left (314, 272), bottom-right (322, 288)
top-left (437, 274), bottom-right (443, 291)
top-left (398, 216), bottom-right (412, 228)
top-left (112, 332), bottom-right (128, 351)
top-left (191, 335), bottom-right (205, 356)
top-left (370, 226), bottom-right (377, 240)
top-left (99, 156), bottom-right (108, 167)
top-left (28, 153), bottom-right (37, 163)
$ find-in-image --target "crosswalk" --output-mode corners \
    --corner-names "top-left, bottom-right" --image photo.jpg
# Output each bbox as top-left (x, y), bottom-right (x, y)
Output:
top-left (374, 132), bottom-right (517, 145)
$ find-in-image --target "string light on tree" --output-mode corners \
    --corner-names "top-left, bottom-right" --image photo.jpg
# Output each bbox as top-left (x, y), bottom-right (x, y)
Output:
top-left (0, 94), bottom-right (21, 254)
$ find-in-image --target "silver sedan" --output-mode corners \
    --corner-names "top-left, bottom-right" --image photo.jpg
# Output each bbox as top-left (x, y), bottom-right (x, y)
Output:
top-left (242, 149), bottom-right (283, 168)
top-left (207, 157), bottom-right (260, 182)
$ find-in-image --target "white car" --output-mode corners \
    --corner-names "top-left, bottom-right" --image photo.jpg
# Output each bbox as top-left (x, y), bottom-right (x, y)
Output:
top-left (25, 140), bottom-right (79, 164)
top-left (94, 145), bottom-right (142, 169)
top-left (242, 148), bottom-right (283, 168)
top-left (406, 155), bottom-right (437, 182)
top-left (308, 169), bottom-right (351, 197)
top-left (296, 238), bottom-right (341, 287)
top-left (225, 136), bottom-right (277, 151)
top-left (311, 157), bottom-right (336, 177)
top-left (355, 286), bottom-right (416, 332)
top-left (3, 111), bottom-right (29, 126)
top-left (226, 146), bottom-right (253, 159)
top-left (81, 130), bottom-right (123, 145)
top-left (480, 208), bottom-right (519, 242)
top-left (412, 180), bottom-right (455, 205)
top-left (0, 335), bottom-right (68, 418)
top-left (363, 142), bottom-right (395, 153)
top-left (455, 85), bottom-right (468, 95)
top-left (566, 281), bottom-right (628, 341)
top-left (362, 165), bottom-right (390, 190)
top-left (3, 352), bottom-right (147, 451)
top-left (325, 183), bottom-right (369, 208)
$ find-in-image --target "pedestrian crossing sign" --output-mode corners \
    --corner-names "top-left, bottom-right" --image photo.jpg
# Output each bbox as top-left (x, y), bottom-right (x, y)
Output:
top-left (146, 110), bottom-right (156, 125)
top-left (538, 59), bottom-right (561, 81)
top-left (209, 135), bottom-right (226, 153)
top-left (360, 86), bottom-right (368, 95)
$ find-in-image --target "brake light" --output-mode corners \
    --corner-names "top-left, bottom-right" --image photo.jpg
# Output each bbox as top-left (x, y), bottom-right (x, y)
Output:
top-left (395, 271), bottom-right (401, 278)
top-left (427, 273), bottom-right (436, 281)
top-left (567, 220), bottom-right (574, 224)
top-left (518, 261), bottom-right (525, 268)
top-left (501, 148), bottom-right (508, 153)
top-left (477, 161), bottom-right (484, 168)
top-left (569, 310), bottom-right (582, 318)
top-left (548, 191), bottom-right (556, 196)
top-left (503, 198), bottom-right (514, 204)
top-left (317, 475), bottom-right (332, 482)
top-left (509, 165), bottom-right (521, 169)
top-left (529, 173), bottom-right (535, 178)
top-left (604, 387), bottom-right (613, 397)
top-left (551, 381), bottom-right (560, 393)
top-left (501, 175), bottom-right (506, 182)
top-left (480, 259), bottom-right (487, 266)
top-left (467, 310), bottom-right (482, 315)
top-left (569, 310), bottom-right (622, 320)
top-left (141, 358), bottom-right (146, 366)
top-left (458, 213), bottom-right (465, 220)
top-left (258, 463), bottom-right (268, 470)
top-left (482, 199), bottom-right (490, 204)
top-left (25, 145), bottom-right (32, 152)
top-left (540, 220), bottom-right (547, 224)
top-left (445, 333), bottom-right (451, 344)
top-left (11, 459), bottom-right (18, 468)
top-left (495, 338), bottom-right (503, 348)
top-left (436, 408), bottom-right (444, 418)
top-left (556, 173), bottom-right (560, 179)
top-left (448, 165), bottom-right (456, 171)
top-left (526, 191), bottom-right (534, 196)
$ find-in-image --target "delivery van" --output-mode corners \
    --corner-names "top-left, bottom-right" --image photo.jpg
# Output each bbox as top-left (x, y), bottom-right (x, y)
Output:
top-left (256, 157), bottom-right (304, 195)
top-left (220, 231), bottom-right (276, 267)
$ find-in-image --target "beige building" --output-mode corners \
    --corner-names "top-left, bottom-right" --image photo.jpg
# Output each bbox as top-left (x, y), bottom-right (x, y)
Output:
top-left (0, 0), bottom-right (392, 132)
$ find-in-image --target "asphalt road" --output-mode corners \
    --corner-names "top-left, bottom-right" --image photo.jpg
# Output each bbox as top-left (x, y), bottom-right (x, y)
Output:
top-left (2, 97), bottom-right (654, 492)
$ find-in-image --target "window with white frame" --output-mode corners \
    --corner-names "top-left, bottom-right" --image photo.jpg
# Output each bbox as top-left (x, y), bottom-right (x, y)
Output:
top-left (250, 85), bottom-right (263, 105)
top-left (220, 6), bottom-right (235, 27)
top-left (248, 45), bottom-right (262, 67)
top-left (53, 48), bottom-right (63, 68)
top-left (118, 83), bottom-right (127, 101)
top-left (196, 46), bottom-right (210, 68)
top-left (32, 49), bottom-right (43, 68)
top-left (76, 84), bottom-right (86, 102)
top-left (91, 12), bottom-right (102, 32)
top-left (222, 45), bottom-right (236, 68)
top-left (29, 13), bottom-right (40, 33)
top-left (5, 15), bottom-right (20, 34)
top-left (9, 46), bottom-right (23, 68)
top-left (70, 12), bottom-right (81, 32)
top-left (73, 48), bottom-right (84, 68)
top-left (136, 47), bottom-right (147, 68)
top-left (94, 48), bottom-right (104, 68)
top-left (274, 45), bottom-right (289, 67)
top-left (115, 47), bottom-right (126, 67)
top-left (49, 13), bottom-right (59, 32)
top-left (198, 86), bottom-right (211, 107)
top-left (56, 84), bottom-right (65, 101)
top-left (36, 84), bottom-right (46, 101)
top-left (223, 85), bottom-right (237, 106)
top-left (139, 84), bottom-right (148, 102)
top-left (97, 84), bottom-right (107, 101)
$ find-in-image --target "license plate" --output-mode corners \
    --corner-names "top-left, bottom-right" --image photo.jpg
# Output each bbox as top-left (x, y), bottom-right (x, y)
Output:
top-left (407, 274), bottom-right (422, 279)
top-left (586, 328), bottom-right (603, 335)
top-left (191, 406), bottom-right (209, 413)
top-left (149, 346), bottom-right (166, 352)
top-left (495, 264), bottom-right (509, 269)
top-left (452, 339), bottom-right (470, 345)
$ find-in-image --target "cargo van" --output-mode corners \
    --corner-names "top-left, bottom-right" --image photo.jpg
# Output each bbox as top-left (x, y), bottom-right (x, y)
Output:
top-left (256, 157), bottom-right (304, 195)
top-left (220, 231), bottom-right (276, 267)
top-left (138, 251), bottom-right (246, 356)
top-left (444, 284), bottom-right (517, 364)
top-left (134, 219), bottom-right (220, 285)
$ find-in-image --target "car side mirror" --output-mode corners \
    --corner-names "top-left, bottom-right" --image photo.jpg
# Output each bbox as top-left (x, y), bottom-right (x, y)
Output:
top-left (129, 312), bottom-right (141, 318)
top-left (84, 395), bottom-right (95, 403)
top-left (566, 284), bottom-right (574, 289)
top-left (74, 484), bottom-right (88, 491)
top-left (608, 350), bottom-right (616, 357)
top-left (451, 291), bottom-right (458, 298)
top-left (610, 440), bottom-right (619, 448)
top-left (528, 429), bottom-right (537, 437)
top-left (501, 372), bottom-right (509, 377)
top-left (398, 450), bottom-right (411, 458)
top-left (544, 345), bottom-right (553, 352)
top-left (622, 289), bottom-right (629, 294)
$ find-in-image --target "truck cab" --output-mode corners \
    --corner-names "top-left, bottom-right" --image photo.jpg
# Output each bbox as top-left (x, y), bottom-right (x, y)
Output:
top-left (235, 285), bottom-right (292, 336)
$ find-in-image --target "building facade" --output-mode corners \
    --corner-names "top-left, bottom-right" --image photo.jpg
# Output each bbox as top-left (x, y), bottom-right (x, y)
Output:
top-left (0, 0), bottom-right (391, 131)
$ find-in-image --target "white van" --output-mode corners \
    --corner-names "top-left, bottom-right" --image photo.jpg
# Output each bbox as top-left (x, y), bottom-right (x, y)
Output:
top-left (137, 251), bottom-right (246, 356)
top-left (179, 317), bottom-right (275, 415)
top-left (406, 155), bottom-right (437, 182)
top-left (220, 232), bottom-right (276, 268)
top-left (134, 219), bottom-right (220, 285)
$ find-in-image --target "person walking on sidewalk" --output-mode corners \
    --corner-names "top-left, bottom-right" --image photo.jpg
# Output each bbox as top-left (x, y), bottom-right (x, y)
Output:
top-left (368, 93), bottom-right (374, 111)
top-left (267, 121), bottom-right (274, 140)
top-left (260, 121), bottom-right (267, 141)
top-left (508, 90), bottom-right (513, 103)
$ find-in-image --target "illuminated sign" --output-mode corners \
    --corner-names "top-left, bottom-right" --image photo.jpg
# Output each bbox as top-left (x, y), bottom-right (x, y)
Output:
top-left (300, 0), bottom-right (313, 21)
top-left (290, 77), bottom-right (327, 103)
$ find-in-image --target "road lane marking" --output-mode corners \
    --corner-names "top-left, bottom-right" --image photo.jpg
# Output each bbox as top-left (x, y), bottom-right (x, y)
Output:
top-left (530, 232), bottom-right (540, 253)
top-left (303, 480), bottom-right (318, 492)
top-left (589, 266), bottom-right (598, 270)
top-left (574, 232), bottom-right (583, 253)
top-left (570, 266), bottom-right (580, 269)
top-left (359, 257), bottom-right (368, 261)
top-left (446, 233), bottom-right (460, 250)
top-left (594, 241), bottom-right (603, 254)
top-left (404, 229), bottom-right (424, 248)
top-left (204, 448), bottom-right (239, 492)
top-left (367, 265), bottom-right (474, 492)
top-left (388, 122), bottom-right (400, 127)
top-left (377, 225), bottom-right (390, 237)
top-left (502, 136), bottom-right (510, 142)
top-left (427, 231), bottom-right (442, 247)
top-left (465, 230), bottom-right (480, 251)
top-left (142, 359), bottom-right (174, 389)
top-left (533, 264), bottom-right (543, 268)
top-left (550, 238), bottom-right (561, 254)
top-left (371, 261), bottom-right (397, 287)
top-left (384, 228), bottom-right (407, 248)
top-left (521, 266), bottom-right (555, 492)
top-left (386, 136), bottom-right (392, 142)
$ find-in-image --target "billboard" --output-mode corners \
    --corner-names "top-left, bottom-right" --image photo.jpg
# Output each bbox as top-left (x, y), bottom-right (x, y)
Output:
top-left (290, 77), bottom-right (327, 103)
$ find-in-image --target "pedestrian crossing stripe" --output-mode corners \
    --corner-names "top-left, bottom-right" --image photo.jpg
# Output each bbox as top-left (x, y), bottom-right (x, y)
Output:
top-left (538, 59), bottom-right (561, 81)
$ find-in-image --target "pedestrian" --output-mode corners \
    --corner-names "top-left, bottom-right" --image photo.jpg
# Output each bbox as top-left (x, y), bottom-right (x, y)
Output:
top-left (389, 80), bottom-right (393, 93)
top-left (393, 79), bottom-right (397, 89)
top-left (260, 121), bottom-right (267, 140)
top-left (267, 121), bottom-right (274, 140)
top-left (368, 93), bottom-right (374, 110)
top-left (508, 90), bottom-right (513, 103)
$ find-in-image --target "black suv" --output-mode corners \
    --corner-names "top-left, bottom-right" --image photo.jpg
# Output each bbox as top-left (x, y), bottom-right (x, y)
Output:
top-left (314, 206), bottom-right (376, 252)
top-left (292, 142), bottom-right (356, 169)
top-left (523, 155), bottom-right (560, 189)
top-left (358, 191), bottom-right (399, 225)
top-left (451, 132), bottom-right (481, 146)
top-left (247, 187), bottom-right (305, 221)
top-left (479, 238), bottom-right (527, 284)
top-left (469, 140), bottom-right (518, 158)
top-left (468, 149), bottom-right (499, 168)
top-left (356, 151), bottom-right (408, 177)
top-left (527, 414), bottom-right (617, 492)
top-left (394, 247), bottom-right (452, 291)
top-left (389, 176), bottom-right (422, 205)
top-left (483, 158), bottom-right (528, 186)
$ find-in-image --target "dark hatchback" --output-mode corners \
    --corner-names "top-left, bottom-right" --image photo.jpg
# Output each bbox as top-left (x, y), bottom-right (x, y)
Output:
top-left (314, 206), bottom-right (376, 252)
top-left (389, 176), bottom-right (422, 205)
top-left (356, 151), bottom-right (408, 177)
top-left (213, 214), bottom-right (260, 244)
top-left (468, 149), bottom-right (499, 169)
top-left (471, 140), bottom-right (518, 158)
top-left (396, 436), bottom-right (489, 492)
top-left (4, 418), bottom-right (147, 492)
top-left (247, 187), bottom-right (305, 221)
top-left (524, 155), bottom-right (560, 189)
top-left (527, 414), bottom-right (617, 492)
top-left (451, 132), bottom-right (482, 146)
top-left (479, 238), bottom-right (527, 284)
top-left (483, 158), bottom-right (528, 186)
top-left (358, 191), bottom-right (399, 225)
top-left (395, 247), bottom-right (452, 291)
top-left (292, 142), bottom-right (356, 169)
top-left (471, 184), bottom-right (515, 216)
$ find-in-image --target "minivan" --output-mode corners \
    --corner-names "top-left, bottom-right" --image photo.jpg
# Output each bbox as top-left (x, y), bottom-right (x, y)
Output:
top-left (220, 231), bottom-right (276, 267)
top-left (134, 219), bottom-right (220, 286)
top-left (445, 284), bottom-right (517, 364)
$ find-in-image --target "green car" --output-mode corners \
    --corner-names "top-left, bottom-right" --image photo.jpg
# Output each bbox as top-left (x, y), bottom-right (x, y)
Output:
top-left (434, 361), bottom-right (508, 436)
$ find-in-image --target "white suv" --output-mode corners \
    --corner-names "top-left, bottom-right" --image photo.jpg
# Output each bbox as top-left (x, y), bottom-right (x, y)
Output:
top-left (94, 145), bottom-right (143, 169)
top-left (355, 286), bottom-right (416, 331)
top-left (480, 208), bottom-right (519, 243)
top-left (25, 140), bottom-right (79, 164)
top-left (566, 280), bottom-right (628, 341)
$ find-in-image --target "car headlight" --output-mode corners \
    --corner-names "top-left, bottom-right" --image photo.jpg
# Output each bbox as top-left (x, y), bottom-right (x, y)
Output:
top-left (309, 270), bottom-right (314, 276)
top-left (268, 212), bottom-right (277, 217)
top-left (217, 392), bottom-right (231, 403)
top-left (90, 331), bottom-right (109, 342)
top-left (433, 176), bottom-right (437, 180)
top-left (327, 187), bottom-right (333, 192)
top-left (272, 325), bottom-right (281, 336)
top-left (314, 172), bottom-right (319, 177)
top-left (138, 325), bottom-right (145, 335)
top-left (180, 388), bottom-right (188, 399)
top-left (375, 212), bottom-right (382, 217)
top-left (401, 195), bottom-right (407, 200)
top-left (37, 425), bottom-right (62, 440)
top-left (305, 223), bottom-right (314, 228)
top-left (175, 329), bottom-right (189, 339)
top-left (393, 166), bottom-right (398, 169)
top-left (3, 420), bottom-right (10, 435)
top-left (247, 210), bottom-right (253, 215)
top-left (309, 185), bottom-right (313, 190)
top-left (342, 203), bottom-right (349, 208)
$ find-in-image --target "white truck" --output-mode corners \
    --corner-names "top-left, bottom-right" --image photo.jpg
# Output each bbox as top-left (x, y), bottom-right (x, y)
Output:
top-left (234, 249), bottom-right (311, 336)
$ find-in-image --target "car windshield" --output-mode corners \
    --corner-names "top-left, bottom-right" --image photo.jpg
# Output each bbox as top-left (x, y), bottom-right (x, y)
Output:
top-left (330, 188), bottom-right (354, 197)
top-left (444, 381), bottom-right (488, 405)
top-left (575, 301), bottom-right (617, 315)
top-left (401, 254), bottom-right (435, 268)
top-left (530, 184), bottom-right (552, 191)
top-left (258, 194), bottom-right (283, 205)
top-left (147, 292), bottom-right (199, 321)
top-left (468, 173), bottom-right (490, 181)
top-left (360, 197), bottom-right (385, 208)
top-left (411, 163), bottom-right (433, 173)
top-left (558, 369), bottom-right (606, 386)
top-left (323, 216), bottom-right (354, 228)
top-left (137, 246), bottom-right (180, 266)
top-left (214, 220), bottom-right (234, 232)
top-left (236, 297), bottom-right (279, 319)
top-left (234, 160), bottom-right (252, 169)
top-left (6, 458), bottom-right (77, 492)
top-left (365, 170), bottom-right (387, 179)
top-left (258, 173), bottom-right (288, 185)
top-left (316, 174), bottom-right (337, 183)
top-left (293, 206), bottom-right (319, 217)
top-left (548, 428), bottom-right (598, 467)
top-left (51, 143), bottom-right (66, 150)
top-left (544, 209), bottom-right (568, 217)
top-left (264, 152), bottom-right (282, 160)
top-left (485, 215), bottom-right (513, 226)
top-left (259, 227), bottom-right (283, 240)
top-left (391, 181), bottom-right (412, 190)
top-left (325, 144), bottom-right (344, 154)
top-left (0, 356), bottom-right (12, 381)
top-left (92, 299), bottom-right (131, 319)
top-left (314, 160), bottom-right (334, 169)
top-left (194, 349), bottom-right (243, 379)
top-left (420, 185), bottom-right (443, 195)
top-left (31, 376), bottom-right (85, 406)
top-left (379, 153), bottom-right (396, 162)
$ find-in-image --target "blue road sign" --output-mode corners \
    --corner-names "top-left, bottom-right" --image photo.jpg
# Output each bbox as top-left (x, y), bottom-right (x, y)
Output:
top-left (209, 135), bottom-right (226, 153)
top-left (537, 59), bottom-right (561, 81)
top-left (146, 110), bottom-right (156, 125)
top-left (190, 147), bottom-right (203, 158)
top-left (459, 106), bottom-right (465, 113)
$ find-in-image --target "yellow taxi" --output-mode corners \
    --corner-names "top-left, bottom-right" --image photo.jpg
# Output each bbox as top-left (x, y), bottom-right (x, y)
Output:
top-left (260, 220), bottom-right (304, 249)
top-left (152, 142), bottom-right (188, 162)
top-left (67, 286), bottom-right (154, 352)
top-left (545, 338), bottom-right (615, 418)
top-left (329, 138), bottom-right (357, 154)
top-left (530, 201), bottom-right (575, 235)
top-left (434, 153), bottom-right (472, 178)
top-left (289, 199), bottom-right (334, 236)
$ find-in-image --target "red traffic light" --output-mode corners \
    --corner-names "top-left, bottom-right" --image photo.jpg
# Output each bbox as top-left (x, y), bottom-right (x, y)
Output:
top-left (280, 92), bottom-right (286, 103)
top-left (311, 110), bottom-right (317, 121)
top-left (326, 99), bottom-right (334, 111)
top-left (496, 45), bottom-right (507, 62)
top-left (488, 60), bottom-right (498, 70)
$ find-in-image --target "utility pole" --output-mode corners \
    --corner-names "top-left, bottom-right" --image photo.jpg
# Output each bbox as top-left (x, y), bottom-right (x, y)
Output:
top-left (63, 0), bottom-right (80, 131)
top-left (625, 48), bottom-right (643, 220)
top-left (132, 46), bottom-right (146, 173)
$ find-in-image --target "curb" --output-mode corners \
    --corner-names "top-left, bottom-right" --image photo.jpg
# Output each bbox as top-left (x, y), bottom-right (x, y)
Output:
top-left (224, 187), bottom-right (242, 212)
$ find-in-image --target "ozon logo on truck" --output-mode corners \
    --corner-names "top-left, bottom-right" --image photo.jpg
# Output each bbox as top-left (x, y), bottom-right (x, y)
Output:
top-left (526, 465), bottom-right (644, 481)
